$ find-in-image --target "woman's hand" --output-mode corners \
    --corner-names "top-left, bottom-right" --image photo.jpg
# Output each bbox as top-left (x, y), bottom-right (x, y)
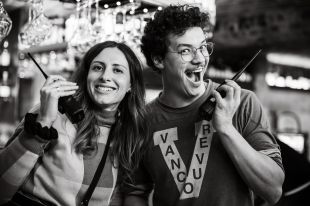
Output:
top-left (37, 75), bottom-right (79, 127)
top-left (212, 80), bottom-right (241, 133)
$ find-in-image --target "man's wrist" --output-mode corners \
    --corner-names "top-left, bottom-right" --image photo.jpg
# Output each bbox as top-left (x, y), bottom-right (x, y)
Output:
top-left (216, 123), bottom-right (236, 137)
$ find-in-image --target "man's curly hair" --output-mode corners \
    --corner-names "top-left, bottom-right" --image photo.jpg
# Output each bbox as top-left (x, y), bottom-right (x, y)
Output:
top-left (141, 5), bottom-right (210, 72)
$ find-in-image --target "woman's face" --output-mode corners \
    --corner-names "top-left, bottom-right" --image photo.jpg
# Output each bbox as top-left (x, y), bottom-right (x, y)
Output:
top-left (87, 47), bottom-right (131, 111)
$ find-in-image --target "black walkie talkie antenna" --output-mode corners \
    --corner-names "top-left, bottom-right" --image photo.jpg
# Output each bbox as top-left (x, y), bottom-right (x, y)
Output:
top-left (216, 49), bottom-right (262, 89)
top-left (27, 53), bottom-right (48, 79)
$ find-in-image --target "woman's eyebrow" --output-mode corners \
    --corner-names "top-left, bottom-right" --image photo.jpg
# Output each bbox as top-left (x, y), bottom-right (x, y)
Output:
top-left (91, 61), bottom-right (104, 65)
top-left (92, 61), bottom-right (128, 70)
top-left (112, 63), bottom-right (128, 70)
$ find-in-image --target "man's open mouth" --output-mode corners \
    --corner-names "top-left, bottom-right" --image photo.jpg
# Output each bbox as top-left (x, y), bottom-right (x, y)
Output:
top-left (185, 67), bottom-right (203, 82)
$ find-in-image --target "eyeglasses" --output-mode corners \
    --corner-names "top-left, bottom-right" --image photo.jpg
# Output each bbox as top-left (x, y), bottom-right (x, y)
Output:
top-left (168, 42), bottom-right (214, 62)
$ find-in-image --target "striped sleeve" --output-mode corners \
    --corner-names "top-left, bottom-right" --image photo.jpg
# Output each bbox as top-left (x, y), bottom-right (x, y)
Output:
top-left (0, 120), bottom-right (50, 204)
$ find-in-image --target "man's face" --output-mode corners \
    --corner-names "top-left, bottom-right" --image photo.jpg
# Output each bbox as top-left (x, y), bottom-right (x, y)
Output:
top-left (161, 27), bottom-right (209, 100)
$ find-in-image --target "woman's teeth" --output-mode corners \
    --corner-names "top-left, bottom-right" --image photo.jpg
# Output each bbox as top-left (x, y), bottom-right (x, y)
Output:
top-left (96, 86), bottom-right (114, 92)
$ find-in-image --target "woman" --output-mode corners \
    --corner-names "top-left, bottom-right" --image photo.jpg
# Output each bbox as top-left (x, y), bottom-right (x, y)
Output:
top-left (0, 41), bottom-right (148, 206)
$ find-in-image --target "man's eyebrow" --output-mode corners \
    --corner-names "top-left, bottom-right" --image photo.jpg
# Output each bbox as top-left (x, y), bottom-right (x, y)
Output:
top-left (177, 39), bottom-right (207, 48)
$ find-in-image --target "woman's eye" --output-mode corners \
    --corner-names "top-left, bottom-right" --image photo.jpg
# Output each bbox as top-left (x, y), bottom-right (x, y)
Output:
top-left (92, 65), bottom-right (103, 71)
top-left (113, 68), bottom-right (123, 73)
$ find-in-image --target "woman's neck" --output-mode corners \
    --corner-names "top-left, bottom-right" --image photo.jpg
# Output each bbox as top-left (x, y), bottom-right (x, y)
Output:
top-left (94, 109), bottom-right (117, 127)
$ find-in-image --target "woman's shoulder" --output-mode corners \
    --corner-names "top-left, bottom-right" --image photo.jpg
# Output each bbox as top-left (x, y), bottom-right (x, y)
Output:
top-left (54, 114), bottom-right (77, 135)
top-left (28, 104), bottom-right (40, 114)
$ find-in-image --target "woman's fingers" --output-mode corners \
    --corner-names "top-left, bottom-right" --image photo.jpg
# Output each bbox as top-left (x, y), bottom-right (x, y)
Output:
top-left (44, 75), bottom-right (66, 85)
top-left (52, 84), bottom-right (79, 92)
top-left (44, 75), bottom-right (76, 89)
top-left (49, 80), bottom-right (77, 89)
top-left (42, 85), bottom-right (78, 100)
top-left (56, 89), bottom-right (77, 97)
top-left (41, 75), bottom-right (78, 98)
top-left (52, 85), bottom-right (79, 97)
top-left (38, 76), bottom-right (79, 126)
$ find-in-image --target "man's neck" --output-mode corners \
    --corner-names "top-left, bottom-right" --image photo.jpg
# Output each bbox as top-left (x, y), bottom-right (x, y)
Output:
top-left (159, 86), bottom-right (206, 108)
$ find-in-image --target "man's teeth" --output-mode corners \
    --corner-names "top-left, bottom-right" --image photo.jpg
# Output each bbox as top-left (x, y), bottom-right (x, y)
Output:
top-left (194, 67), bottom-right (203, 73)
top-left (186, 68), bottom-right (203, 75)
top-left (185, 67), bottom-right (205, 82)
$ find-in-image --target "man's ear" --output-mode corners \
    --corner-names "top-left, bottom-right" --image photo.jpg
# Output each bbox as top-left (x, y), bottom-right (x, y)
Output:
top-left (152, 55), bottom-right (164, 70)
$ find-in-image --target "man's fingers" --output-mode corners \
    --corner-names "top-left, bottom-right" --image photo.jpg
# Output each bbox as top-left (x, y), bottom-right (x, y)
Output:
top-left (224, 80), bottom-right (241, 100)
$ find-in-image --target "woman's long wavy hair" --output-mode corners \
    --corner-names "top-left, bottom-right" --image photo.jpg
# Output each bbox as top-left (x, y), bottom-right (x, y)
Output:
top-left (70, 41), bottom-right (148, 181)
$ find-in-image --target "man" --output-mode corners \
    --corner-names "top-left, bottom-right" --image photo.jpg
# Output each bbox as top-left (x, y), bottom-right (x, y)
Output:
top-left (123, 5), bottom-right (284, 206)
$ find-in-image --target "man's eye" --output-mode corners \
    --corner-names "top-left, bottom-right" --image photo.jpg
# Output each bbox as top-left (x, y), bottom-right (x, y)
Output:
top-left (200, 45), bottom-right (208, 51)
top-left (180, 48), bottom-right (191, 55)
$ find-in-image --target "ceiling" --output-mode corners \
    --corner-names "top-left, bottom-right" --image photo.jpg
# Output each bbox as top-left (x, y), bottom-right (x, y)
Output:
top-left (3, 0), bottom-right (188, 18)
top-left (3, 0), bottom-right (76, 18)
top-left (3, 0), bottom-right (310, 69)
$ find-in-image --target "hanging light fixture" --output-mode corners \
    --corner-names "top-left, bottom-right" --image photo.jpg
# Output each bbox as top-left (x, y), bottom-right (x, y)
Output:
top-left (19, 0), bottom-right (52, 48)
top-left (0, 2), bottom-right (12, 42)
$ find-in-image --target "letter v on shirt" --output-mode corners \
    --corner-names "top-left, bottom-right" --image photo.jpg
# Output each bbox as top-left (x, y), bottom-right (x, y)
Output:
top-left (153, 120), bottom-right (214, 199)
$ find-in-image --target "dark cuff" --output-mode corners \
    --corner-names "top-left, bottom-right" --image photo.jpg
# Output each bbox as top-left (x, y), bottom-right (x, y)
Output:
top-left (24, 113), bottom-right (58, 141)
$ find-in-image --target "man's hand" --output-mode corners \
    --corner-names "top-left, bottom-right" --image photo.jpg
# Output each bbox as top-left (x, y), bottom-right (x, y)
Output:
top-left (212, 80), bottom-right (241, 133)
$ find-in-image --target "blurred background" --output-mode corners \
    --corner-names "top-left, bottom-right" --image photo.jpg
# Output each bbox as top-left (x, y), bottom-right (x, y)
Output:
top-left (0, 0), bottom-right (309, 205)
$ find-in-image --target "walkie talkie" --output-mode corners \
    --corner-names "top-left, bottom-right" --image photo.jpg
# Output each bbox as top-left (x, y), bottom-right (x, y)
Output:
top-left (27, 52), bottom-right (85, 124)
top-left (200, 49), bottom-right (262, 121)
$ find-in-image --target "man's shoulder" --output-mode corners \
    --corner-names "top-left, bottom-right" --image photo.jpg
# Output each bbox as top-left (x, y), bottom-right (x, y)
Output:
top-left (145, 98), bottom-right (162, 118)
top-left (146, 97), bottom-right (158, 110)
top-left (240, 88), bottom-right (258, 103)
top-left (236, 88), bottom-right (264, 122)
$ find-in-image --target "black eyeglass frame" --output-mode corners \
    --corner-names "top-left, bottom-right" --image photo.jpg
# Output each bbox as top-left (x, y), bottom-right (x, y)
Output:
top-left (168, 42), bottom-right (214, 62)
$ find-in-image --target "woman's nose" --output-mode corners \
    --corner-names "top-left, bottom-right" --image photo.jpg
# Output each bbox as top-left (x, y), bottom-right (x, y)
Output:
top-left (100, 68), bottom-right (112, 81)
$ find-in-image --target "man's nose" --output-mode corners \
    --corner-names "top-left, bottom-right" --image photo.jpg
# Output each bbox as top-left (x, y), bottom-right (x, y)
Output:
top-left (192, 48), bottom-right (207, 64)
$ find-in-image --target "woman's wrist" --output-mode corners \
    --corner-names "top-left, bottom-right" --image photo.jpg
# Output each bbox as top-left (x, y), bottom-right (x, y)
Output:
top-left (24, 113), bottom-right (58, 141)
top-left (37, 114), bottom-right (53, 128)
